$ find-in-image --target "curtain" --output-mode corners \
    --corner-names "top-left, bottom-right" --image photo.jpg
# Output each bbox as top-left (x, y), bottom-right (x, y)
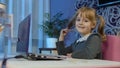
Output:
top-left (0, 0), bottom-right (49, 54)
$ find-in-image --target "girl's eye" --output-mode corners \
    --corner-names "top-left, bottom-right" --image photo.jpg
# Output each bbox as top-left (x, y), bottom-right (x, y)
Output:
top-left (84, 20), bottom-right (89, 22)
top-left (76, 18), bottom-right (80, 21)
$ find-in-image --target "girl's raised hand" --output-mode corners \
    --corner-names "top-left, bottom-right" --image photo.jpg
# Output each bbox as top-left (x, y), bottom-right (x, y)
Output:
top-left (59, 28), bottom-right (70, 41)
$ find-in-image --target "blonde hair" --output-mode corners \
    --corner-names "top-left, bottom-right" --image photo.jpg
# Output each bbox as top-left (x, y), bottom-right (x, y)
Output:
top-left (68, 7), bottom-right (106, 42)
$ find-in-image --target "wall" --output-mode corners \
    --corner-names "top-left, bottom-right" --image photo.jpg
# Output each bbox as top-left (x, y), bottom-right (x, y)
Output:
top-left (50, 0), bottom-right (76, 19)
top-left (74, 0), bottom-right (120, 35)
top-left (50, 0), bottom-right (79, 47)
top-left (50, 0), bottom-right (120, 46)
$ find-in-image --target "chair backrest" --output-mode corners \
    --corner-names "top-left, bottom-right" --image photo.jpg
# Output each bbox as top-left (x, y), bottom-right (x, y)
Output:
top-left (102, 35), bottom-right (120, 61)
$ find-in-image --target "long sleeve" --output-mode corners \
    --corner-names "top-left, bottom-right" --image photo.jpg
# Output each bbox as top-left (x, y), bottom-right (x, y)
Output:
top-left (56, 41), bottom-right (73, 55)
top-left (71, 34), bottom-right (102, 59)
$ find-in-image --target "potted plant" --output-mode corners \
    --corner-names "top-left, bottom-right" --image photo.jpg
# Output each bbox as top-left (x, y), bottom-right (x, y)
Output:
top-left (40, 12), bottom-right (69, 48)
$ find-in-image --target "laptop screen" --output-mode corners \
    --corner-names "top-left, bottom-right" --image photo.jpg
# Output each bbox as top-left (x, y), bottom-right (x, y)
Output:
top-left (16, 15), bottom-right (31, 54)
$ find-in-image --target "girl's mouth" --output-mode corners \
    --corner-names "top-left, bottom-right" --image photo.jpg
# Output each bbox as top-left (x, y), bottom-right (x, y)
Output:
top-left (77, 26), bottom-right (85, 29)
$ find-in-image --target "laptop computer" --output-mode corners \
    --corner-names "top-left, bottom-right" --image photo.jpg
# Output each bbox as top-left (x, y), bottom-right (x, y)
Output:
top-left (14, 53), bottom-right (67, 60)
top-left (28, 53), bottom-right (66, 60)
top-left (15, 15), bottom-right (66, 60)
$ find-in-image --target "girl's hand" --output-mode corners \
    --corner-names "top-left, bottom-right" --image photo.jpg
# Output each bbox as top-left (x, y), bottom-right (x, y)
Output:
top-left (67, 53), bottom-right (72, 58)
top-left (59, 28), bottom-right (70, 41)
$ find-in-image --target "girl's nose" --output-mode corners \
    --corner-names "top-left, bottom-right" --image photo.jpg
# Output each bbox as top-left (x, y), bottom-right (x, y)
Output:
top-left (79, 21), bottom-right (83, 25)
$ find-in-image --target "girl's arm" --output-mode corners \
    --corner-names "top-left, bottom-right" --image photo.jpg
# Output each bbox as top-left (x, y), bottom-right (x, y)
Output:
top-left (56, 41), bottom-right (73, 55)
top-left (56, 28), bottom-right (73, 55)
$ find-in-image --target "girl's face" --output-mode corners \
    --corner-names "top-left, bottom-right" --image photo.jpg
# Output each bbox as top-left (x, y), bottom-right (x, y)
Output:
top-left (75, 15), bottom-right (95, 36)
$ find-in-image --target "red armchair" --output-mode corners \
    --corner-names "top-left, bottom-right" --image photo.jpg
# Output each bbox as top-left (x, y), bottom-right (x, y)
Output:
top-left (102, 35), bottom-right (120, 61)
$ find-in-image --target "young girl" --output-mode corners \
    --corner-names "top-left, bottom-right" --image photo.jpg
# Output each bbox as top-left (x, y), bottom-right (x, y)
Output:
top-left (56, 7), bottom-right (106, 59)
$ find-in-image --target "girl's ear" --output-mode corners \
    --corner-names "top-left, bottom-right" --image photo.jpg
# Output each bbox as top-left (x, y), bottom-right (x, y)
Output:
top-left (91, 23), bottom-right (96, 29)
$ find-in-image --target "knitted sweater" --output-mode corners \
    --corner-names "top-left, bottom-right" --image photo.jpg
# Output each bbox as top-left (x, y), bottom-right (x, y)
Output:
top-left (56, 33), bottom-right (102, 59)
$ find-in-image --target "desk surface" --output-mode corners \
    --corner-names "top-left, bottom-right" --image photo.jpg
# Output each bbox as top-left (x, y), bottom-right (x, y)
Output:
top-left (1, 58), bottom-right (120, 68)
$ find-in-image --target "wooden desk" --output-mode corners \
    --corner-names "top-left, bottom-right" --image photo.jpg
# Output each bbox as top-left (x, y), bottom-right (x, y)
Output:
top-left (0, 58), bottom-right (120, 68)
top-left (39, 48), bottom-right (56, 53)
